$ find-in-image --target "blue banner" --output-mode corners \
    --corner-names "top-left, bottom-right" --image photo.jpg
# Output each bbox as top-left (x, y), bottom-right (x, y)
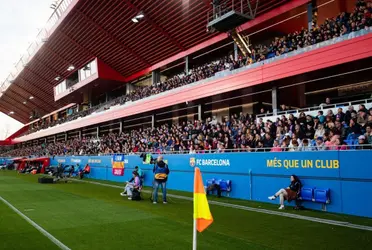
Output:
top-left (49, 151), bottom-right (372, 218)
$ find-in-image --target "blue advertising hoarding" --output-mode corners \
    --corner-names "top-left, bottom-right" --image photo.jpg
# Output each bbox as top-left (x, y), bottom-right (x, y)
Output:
top-left (50, 151), bottom-right (372, 218)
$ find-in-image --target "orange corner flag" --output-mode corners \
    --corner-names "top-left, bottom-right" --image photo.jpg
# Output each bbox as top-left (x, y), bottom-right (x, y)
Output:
top-left (193, 167), bottom-right (213, 232)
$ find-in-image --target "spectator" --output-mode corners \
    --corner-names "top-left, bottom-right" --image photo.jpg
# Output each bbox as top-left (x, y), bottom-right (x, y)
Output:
top-left (317, 111), bottom-right (326, 124)
top-left (268, 175), bottom-right (302, 210)
top-left (336, 107), bottom-right (345, 122)
top-left (364, 124), bottom-right (372, 144)
top-left (300, 139), bottom-right (312, 151)
top-left (357, 135), bottom-right (372, 149)
top-left (288, 139), bottom-right (300, 151)
top-left (347, 118), bottom-right (362, 138)
top-left (271, 140), bottom-right (282, 152)
top-left (314, 123), bottom-right (325, 139)
top-left (263, 133), bottom-right (274, 148)
top-left (315, 137), bottom-right (326, 151)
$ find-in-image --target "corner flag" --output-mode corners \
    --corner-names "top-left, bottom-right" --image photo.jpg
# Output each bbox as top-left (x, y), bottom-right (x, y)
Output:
top-left (193, 167), bottom-right (213, 249)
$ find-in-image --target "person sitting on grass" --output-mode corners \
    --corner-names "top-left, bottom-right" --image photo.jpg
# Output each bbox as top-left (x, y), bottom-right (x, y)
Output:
top-left (120, 171), bottom-right (141, 200)
top-left (120, 168), bottom-right (141, 196)
top-left (268, 175), bottom-right (302, 210)
top-left (79, 164), bottom-right (91, 179)
top-left (134, 166), bottom-right (144, 186)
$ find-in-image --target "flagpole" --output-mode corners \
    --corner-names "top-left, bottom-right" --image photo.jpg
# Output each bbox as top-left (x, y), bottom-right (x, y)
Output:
top-left (193, 218), bottom-right (197, 250)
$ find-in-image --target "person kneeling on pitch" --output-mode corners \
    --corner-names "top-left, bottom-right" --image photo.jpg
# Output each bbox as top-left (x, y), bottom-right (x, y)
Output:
top-left (152, 156), bottom-right (170, 204)
top-left (121, 171), bottom-right (141, 200)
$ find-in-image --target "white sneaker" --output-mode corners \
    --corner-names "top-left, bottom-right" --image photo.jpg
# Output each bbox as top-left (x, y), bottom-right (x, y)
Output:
top-left (153, 201), bottom-right (157, 204)
top-left (128, 197), bottom-right (132, 200)
top-left (268, 196), bottom-right (276, 200)
top-left (120, 192), bottom-right (127, 196)
top-left (279, 205), bottom-right (285, 210)
top-left (163, 201), bottom-right (167, 204)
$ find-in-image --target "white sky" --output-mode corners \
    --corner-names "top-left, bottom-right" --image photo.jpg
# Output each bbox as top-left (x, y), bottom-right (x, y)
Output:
top-left (0, 0), bottom-right (53, 139)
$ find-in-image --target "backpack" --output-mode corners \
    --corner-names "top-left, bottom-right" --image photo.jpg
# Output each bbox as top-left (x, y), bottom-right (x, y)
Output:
top-left (131, 188), bottom-right (142, 201)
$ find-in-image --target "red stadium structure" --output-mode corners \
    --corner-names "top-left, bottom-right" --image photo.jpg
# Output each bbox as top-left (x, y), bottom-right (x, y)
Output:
top-left (0, 0), bottom-right (371, 151)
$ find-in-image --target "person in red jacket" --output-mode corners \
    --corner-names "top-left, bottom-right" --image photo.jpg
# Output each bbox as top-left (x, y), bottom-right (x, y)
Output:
top-left (79, 164), bottom-right (91, 179)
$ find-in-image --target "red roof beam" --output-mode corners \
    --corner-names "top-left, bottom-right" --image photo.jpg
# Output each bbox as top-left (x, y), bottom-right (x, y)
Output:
top-left (0, 98), bottom-right (31, 118)
top-left (5, 89), bottom-right (49, 113)
top-left (121, 0), bottom-right (186, 51)
top-left (73, 9), bottom-right (151, 67)
top-left (23, 67), bottom-right (54, 86)
top-left (17, 77), bottom-right (55, 101)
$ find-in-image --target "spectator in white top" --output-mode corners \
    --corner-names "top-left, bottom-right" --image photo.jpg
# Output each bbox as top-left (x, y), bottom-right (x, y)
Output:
top-left (314, 123), bottom-right (325, 139)
top-left (300, 139), bottom-right (313, 151)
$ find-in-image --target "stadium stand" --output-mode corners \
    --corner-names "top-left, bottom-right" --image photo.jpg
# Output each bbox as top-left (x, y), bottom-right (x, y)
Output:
top-left (1, 97), bottom-right (371, 157)
top-left (21, 1), bottom-right (372, 136)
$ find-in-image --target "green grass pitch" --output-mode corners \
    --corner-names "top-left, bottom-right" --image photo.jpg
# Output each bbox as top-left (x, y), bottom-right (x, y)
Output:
top-left (0, 171), bottom-right (371, 250)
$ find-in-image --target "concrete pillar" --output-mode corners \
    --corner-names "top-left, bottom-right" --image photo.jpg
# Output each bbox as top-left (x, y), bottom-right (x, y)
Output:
top-left (126, 83), bottom-right (134, 95)
top-left (185, 56), bottom-right (189, 74)
top-left (78, 130), bottom-right (82, 140)
top-left (105, 92), bottom-right (109, 102)
top-left (54, 136), bottom-right (56, 143)
top-left (119, 121), bottom-right (123, 134)
top-left (152, 69), bottom-right (160, 85)
top-left (272, 87), bottom-right (278, 115)
top-left (307, 3), bottom-right (312, 30)
top-left (65, 133), bottom-right (67, 141)
top-left (307, 0), bottom-right (317, 30)
top-left (96, 127), bottom-right (99, 138)
top-left (298, 85), bottom-right (306, 108)
top-left (198, 104), bottom-right (202, 121)
top-left (151, 115), bottom-right (155, 129)
top-left (234, 42), bottom-right (238, 61)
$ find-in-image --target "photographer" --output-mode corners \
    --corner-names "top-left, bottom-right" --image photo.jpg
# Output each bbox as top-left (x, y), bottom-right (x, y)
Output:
top-left (152, 156), bottom-right (170, 204)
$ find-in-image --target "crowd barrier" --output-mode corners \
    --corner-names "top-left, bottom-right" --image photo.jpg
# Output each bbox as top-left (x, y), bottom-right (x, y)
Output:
top-left (0, 158), bottom-right (13, 165)
top-left (49, 151), bottom-right (372, 218)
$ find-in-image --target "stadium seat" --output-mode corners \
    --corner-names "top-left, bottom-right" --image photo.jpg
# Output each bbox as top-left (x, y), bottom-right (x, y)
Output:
top-left (314, 188), bottom-right (330, 204)
top-left (299, 187), bottom-right (314, 201)
top-left (215, 179), bottom-right (232, 196)
top-left (205, 179), bottom-right (215, 189)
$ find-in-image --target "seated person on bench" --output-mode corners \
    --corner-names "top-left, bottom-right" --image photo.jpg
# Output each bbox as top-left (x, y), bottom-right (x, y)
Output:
top-left (268, 175), bottom-right (302, 210)
top-left (79, 164), bottom-right (91, 179)
top-left (120, 171), bottom-right (141, 200)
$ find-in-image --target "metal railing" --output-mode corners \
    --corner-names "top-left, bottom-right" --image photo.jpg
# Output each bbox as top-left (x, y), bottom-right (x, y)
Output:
top-left (0, 0), bottom-right (73, 95)
top-left (2, 145), bottom-right (372, 158)
top-left (256, 98), bottom-right (372, 119)
top-left (208, 0), bottom-right (248, 24)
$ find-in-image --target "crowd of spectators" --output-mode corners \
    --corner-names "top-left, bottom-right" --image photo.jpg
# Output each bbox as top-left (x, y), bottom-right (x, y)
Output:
top-left (2, 102), bottom-right (372, 157)
top-left (26, 0), bottom-right (372, 135)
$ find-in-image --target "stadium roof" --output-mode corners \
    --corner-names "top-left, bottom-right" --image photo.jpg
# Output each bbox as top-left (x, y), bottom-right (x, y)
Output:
top-left (0, 0), bottom-right (290, 123)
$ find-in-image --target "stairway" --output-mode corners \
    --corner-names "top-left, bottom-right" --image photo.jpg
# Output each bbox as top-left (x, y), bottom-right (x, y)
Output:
top-left (231, 28), bottom-right (251, 57)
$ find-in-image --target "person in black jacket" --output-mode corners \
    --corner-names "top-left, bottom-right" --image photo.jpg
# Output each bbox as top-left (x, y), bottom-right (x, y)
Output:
top-left (268, 175), bottom-right (302, 210)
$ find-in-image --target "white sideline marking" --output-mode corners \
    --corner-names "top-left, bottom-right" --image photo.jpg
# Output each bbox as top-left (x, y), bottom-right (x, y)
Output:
top-left (24, 208), bottom-right (34, 212)
top-left (74, 179), bottom-right (372, 232)
top-left (0, 196), bottom-right (71, 250)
